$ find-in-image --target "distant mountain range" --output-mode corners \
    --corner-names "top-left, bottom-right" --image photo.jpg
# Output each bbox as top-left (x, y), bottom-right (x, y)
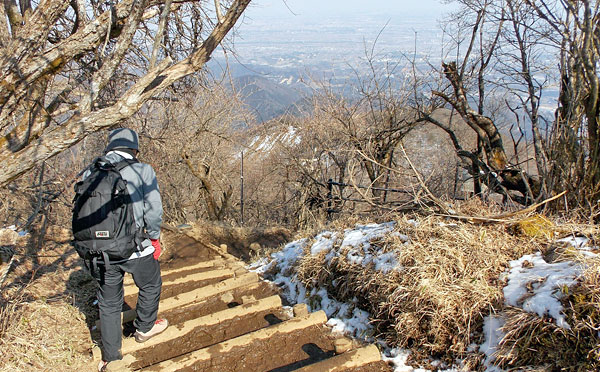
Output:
top-left (232, 75), bottom-right (311, 123)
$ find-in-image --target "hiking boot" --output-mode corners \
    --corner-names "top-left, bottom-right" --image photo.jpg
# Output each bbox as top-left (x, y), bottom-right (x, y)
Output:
top-left (134, 318), bottom-right (168, 343)
top-left (98, 361), bottom-right (108, 372)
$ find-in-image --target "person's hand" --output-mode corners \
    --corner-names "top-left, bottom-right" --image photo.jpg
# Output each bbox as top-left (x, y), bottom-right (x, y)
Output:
top-left (151, 239), bottom-right (161, 260)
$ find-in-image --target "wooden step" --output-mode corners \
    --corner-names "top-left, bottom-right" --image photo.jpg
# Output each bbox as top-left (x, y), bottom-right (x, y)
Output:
top-left (293, 345), bottom-right (382, 372)
top-left (122, 258), bottom-right (228, 286)
top-left (157, 272), bottom-right (259, 312)
top-left (123, 268), bottom-right (236, 297)
top-left (137, 310), bottom-right (328, 372)
top-left (97, 272), bottom-right (260, 328)
top-left (123, 296), bottom-right (285, 368)
top-left (156, 281), bottom-right (279, 325)
top-left (122, 295), bottom-right (282, 354)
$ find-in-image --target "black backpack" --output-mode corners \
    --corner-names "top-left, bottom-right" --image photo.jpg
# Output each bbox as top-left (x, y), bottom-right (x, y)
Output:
top-left (72, 156), bottom-right (142, 268)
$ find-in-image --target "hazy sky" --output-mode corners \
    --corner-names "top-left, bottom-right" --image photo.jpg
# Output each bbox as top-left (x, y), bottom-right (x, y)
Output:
top-left (244, 0), bottom-right (456, 19)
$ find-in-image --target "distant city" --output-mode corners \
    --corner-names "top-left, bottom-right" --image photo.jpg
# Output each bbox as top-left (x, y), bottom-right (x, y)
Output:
top-left (213, 14), bottom-right (444, 82)
top-left (207, 13), bottom-right (560, 126)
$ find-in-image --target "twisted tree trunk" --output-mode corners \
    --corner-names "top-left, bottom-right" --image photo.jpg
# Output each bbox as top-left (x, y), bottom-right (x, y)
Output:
top-left (434, 62), bottom-right (541, 203)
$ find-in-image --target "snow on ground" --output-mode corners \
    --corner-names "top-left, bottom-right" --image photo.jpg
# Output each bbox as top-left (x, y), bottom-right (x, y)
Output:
top-left (502, 253), bottom-right (582, 329)
top-left (4, 225), bottom-right (28, 236)
top-left (480, 316), bottom-right (506, 372)
top-left (248, 223), bottom-right (596, 371)
top-left (481, 235), bottom-right (596, 368)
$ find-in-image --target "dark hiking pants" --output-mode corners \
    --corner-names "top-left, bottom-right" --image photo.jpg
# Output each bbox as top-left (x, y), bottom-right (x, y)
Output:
top-left (87, 254), bottom-right (162, 362)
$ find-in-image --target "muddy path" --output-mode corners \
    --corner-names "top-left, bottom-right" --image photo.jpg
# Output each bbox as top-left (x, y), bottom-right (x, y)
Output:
top-left (96, 228), bottom-right (393, 372)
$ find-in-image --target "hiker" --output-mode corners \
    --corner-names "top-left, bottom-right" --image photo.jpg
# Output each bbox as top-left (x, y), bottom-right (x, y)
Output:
top-left (72, 128), bottom-right (168, 371)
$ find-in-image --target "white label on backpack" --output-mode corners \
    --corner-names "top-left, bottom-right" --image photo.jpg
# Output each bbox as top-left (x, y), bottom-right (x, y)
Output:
top-left (95, 231), bottom-right (110, 238)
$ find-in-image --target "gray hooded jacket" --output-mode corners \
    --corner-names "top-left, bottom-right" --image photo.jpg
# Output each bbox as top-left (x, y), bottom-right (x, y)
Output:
top-left (83, 150), bottom-right (163, 259)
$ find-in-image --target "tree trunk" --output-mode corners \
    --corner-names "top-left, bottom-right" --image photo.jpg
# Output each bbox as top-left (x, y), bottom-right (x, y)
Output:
top-left (0, 0), bottom-right (251, 186)
top-left (437, 62), bottom-right (541, 201)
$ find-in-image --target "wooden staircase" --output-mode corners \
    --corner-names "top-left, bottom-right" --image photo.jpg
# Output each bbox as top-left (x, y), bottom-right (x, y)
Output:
top-left (93, 229), bottom-right (391, 372)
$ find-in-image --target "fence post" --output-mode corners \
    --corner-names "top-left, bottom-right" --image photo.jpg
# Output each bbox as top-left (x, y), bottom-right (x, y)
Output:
top-left (240, 151), bottom-right (244, 226)
top-left (327, 179), bottom-right (333, 221)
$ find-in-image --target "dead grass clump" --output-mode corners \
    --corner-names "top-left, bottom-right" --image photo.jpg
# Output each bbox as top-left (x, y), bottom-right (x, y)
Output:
top-left (0, 299), bottom-right (93, 372)
top-left (513, 214), bottom-right (555, 240)
top-left (0, 292), bottom-right (25, 341)
top-left (450, 197), bottom-right (505, 217)
top-left (384, 216), bottom-right (539, 354)
top-left (0, 226), bottom-right (96, 372)
top-left (187, 221), bottom-right (291, 261)
top-left (494, 258), bottom-right (600, 370)
top-left (294, 214), bottom-right (543, 362)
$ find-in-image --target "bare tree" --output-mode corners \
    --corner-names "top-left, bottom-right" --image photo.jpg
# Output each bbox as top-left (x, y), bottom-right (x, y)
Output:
top-left (135, 80), bottom-right (248, 223)
top-left (423, 0), bottom-right (547, 205)
top-left (523, 0), bottom-right (600, 208)
top-left (431, 0), bottom-right (600, 210)
top-left (432, 61), bottom-right (541, 203)
top-left (315, 54), bottom-right (422, 202)
top-left (0, 0), bottom-right (251, 186)
top-left (502, 0), bottom-right (551, 197)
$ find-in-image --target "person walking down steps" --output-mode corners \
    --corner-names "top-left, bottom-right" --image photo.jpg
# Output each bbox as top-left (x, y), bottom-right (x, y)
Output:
top-left (71, 128), bottom-right (168, 372)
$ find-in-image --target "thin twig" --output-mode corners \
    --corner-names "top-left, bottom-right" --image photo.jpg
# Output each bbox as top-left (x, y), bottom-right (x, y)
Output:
top-left (214, 0), bottom-right (224, 23)
top-left (398, 144), bottom-right (450, 214)
top-left (437, 191), bottom-right (567, 224)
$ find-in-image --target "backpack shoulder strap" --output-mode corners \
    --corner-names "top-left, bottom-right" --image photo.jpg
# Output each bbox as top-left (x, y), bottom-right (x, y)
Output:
top-left (114, 158), bottom-right (139, 172)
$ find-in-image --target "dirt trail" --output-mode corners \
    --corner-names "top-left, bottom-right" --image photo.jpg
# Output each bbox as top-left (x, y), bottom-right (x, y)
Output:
top-left (95, 228), bottom-right (392, 372)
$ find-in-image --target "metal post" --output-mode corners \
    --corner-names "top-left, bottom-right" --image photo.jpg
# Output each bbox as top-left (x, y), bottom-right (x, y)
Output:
top-left (240, 151), bottom-right (244, 226)
top-left (327, 179), bottom-right (333, 220)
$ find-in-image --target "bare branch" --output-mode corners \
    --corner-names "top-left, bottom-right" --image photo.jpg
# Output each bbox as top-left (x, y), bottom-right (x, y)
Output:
top-left (150, 0), bottom-right (173, 68)
top-left (0, 0), bottom-right (252, 185)
top-left (214, 0), bottom-right (224, 23)
top-left (82, 0), bottom-right (149, 112)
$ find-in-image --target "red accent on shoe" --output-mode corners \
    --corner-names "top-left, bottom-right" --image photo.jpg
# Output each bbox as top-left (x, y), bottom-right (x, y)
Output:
top-left (98, 360), bottom-right (108, 372)
top-left (134, 318), bottom-right (168, 343)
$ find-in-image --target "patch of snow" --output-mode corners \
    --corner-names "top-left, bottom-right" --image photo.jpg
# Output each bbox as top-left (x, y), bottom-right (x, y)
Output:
top-left (309, 287), bottom-right (373, 340)
top-left (341, 222), bottom-right (395, 249)
top-left (255, 135), bottom-right (274, 152)
top-left (4, 225), bottom-right (27, 237)
top-left (390, 231), bottom-right (410, 242)
top-left (310, 232), bottom-right (337, 255)
top-left (340, 222), bottom-right (396, 267)
top-left (273, 238), bottom-right (308, 274)
top-left (557, 236), bottom-right (589, 248)
top-left (503, 253), bottom-right (582, 329)
top-left (281, 305), bottom-right (294, 319)
top-left (279, 76), bottom-right (294, 85)
top-left (373, 251), bottom-right (399, 274)
top-left (273, 273), bottom-right (308, 306)
top-left (556, 236), bottom-right (598, 256)
top-left (480, 315), bottom-right (506, 369)
top-left (381, 348), bottom-right (429, 372)
top-left (247, 257), bottom-right (271, 274)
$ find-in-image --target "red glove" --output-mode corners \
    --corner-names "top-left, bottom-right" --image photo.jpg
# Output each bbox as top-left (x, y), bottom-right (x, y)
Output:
top-left (151, 239), bottom-right (161, 260)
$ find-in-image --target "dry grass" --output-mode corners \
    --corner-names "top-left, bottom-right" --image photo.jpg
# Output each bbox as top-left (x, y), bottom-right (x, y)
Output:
top-left (286, 198), bottom-right (600, 369)
top-left (0, 226), bottom-right (96, 372)
top-left (292, 200), bottom-right (549, 366)
top-left (0, 299), bottom-right (93, 372)
top-left (494, 257), bottom-right (600, 371)
top-left (186, 221), bottom-right (292, 261)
